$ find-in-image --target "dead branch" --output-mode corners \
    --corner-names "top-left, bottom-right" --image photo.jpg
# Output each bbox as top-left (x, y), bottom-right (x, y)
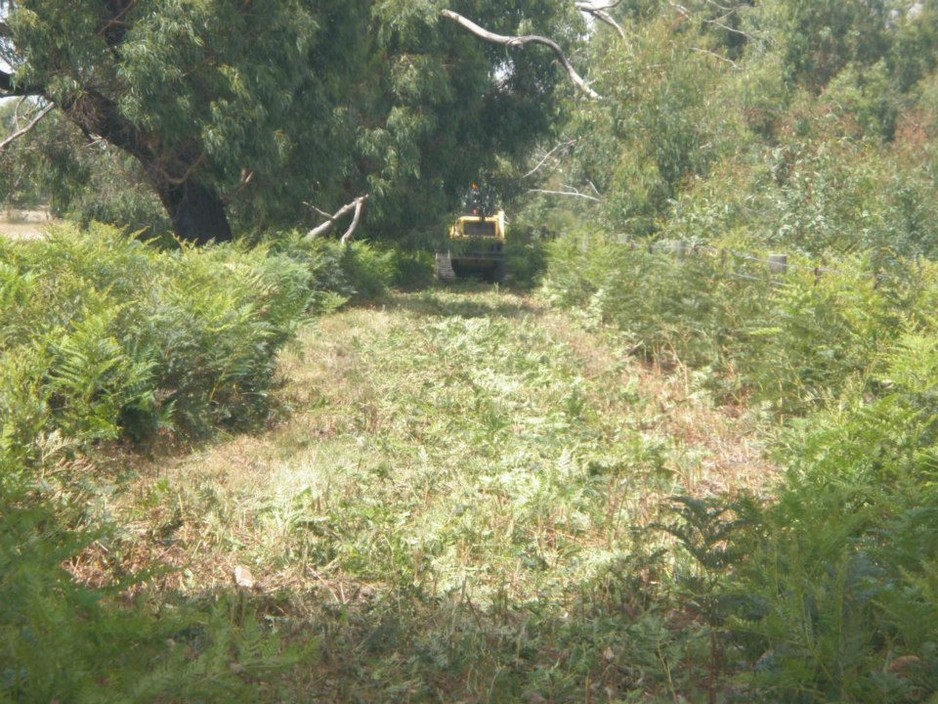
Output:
top-left (306, 194), bottom-right (370, 243)
top-left (576, 0), bottom-right (622, 9)
top-left (0, 102), bottom-right (54, 154)
top-left (441, 9), bottom-right (601, 100)
top-left (576, 1), bottom-right (625, 40)
top-left (340, 196), bottom-right (367, 245)
top-left (528, 185), bottom-right (602, 202)
top-left (221, 168), bottom-right (255, 204)
top-left (523, 138), bottom-right (578, 179)
top-left (691, 47), bottom-right (739, 69)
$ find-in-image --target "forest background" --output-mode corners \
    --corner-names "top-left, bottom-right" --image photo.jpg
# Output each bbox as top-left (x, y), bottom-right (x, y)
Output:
top-left (3, 1), bottom-right (938, 702)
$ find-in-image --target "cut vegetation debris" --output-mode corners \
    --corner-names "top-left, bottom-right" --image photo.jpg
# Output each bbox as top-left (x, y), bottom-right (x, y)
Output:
top-left (80, 287), bottom-right (775, 701)
top-left (107, 288), bottom-right (773, 601)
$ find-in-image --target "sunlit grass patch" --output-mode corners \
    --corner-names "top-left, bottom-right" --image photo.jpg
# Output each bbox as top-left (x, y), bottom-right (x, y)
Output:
top-left (94, 286), bottom-right (777, 701)
top-left (109, 288), bottom-right (772, 604)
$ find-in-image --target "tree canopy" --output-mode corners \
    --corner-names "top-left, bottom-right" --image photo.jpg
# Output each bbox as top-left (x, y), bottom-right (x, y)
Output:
top-left (517, 0), bottom-right (938, 259)
top-left (1, 0), bottom-right (583, 242)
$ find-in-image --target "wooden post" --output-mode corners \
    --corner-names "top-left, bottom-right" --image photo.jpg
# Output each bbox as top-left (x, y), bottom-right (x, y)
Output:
top-left (768, 254), bottom-right (788, 274)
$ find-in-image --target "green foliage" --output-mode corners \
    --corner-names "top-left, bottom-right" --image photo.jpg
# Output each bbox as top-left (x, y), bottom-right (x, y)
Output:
top-left (774, 0), bottom-right (893, 90)
top-left (262, 231), bottom-right (398, 308)
top-left (0, 222), bottom-right (325, 450)
top-left (503, 219), bottom-right (550, 290)
top-left (543, 232), bottom-right (935, 414)
top-left (0, 465), bottom-right (301, 703)
top-left (658, 373), bottom-right (938, 701)
top-left (2, 0), bottom-right (576, 241)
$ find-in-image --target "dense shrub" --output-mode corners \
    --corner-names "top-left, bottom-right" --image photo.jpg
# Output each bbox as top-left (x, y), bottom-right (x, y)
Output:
top-left (543, 232), bottom-right (938, 702)
top-left (0, 224), bottom-right (352, 701)
top-left (544, 233), bottom-right (921, 413)
top-left (662, 358), bottom-right (938, 702)
top-left (262, 231), bottom-right (398, 309)
top-left (0, 223), bottom-right (317, 454)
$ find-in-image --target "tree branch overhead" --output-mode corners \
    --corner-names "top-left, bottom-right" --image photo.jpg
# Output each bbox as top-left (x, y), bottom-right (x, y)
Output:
top-left (441, 10), bottom-right (602, 100)
top-left (0, 102), bottom-right (54, 154)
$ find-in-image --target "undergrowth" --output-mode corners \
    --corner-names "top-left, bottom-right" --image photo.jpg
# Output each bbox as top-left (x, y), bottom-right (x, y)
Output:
top-left (544, 233), bottom-right (938, 702)
top-left (102, 286), bottom-right (771, 702)
top-left (5, 221), bottom-right (937, 702)
top-left (0, 223), bottom-right (394, 703)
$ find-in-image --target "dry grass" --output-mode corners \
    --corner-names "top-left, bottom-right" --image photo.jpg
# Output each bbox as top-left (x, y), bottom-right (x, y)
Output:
top-left (0, 208), bottom-right (54, 240)
top-left (541, 313), bottom-right (777, 498)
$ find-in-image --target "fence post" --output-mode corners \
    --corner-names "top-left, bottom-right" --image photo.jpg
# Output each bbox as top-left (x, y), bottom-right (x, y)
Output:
top-left (768, 254), bottom-right (788, 274)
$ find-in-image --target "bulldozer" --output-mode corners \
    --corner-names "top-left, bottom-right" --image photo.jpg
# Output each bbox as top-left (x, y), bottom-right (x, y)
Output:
top-left (436, 185), bottom-right (507, 282)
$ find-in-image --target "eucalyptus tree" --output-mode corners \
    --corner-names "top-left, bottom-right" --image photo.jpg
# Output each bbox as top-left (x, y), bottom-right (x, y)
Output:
top-left (0, 0), bottom-right (582, 243)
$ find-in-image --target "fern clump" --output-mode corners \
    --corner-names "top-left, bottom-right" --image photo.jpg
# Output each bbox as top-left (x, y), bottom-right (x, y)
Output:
top-left (545, 234), bottom-right (921, 414)
top-left (0, 463), bottom-right (300, 703)
top-left (656, 334), bottom-right (938, 703)
top-left (0, 223), bottom-right (318, 451)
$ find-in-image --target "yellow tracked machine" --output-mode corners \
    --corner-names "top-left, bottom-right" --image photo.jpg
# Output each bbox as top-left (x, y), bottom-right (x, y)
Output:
top-left (436, 184), bottom-right (507, 282)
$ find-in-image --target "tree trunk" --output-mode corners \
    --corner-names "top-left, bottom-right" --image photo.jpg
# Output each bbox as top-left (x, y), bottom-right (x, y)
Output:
top-left (47, 88), bottom-right (235, 244)
top-left (156, 179), bottom-right (233, 245)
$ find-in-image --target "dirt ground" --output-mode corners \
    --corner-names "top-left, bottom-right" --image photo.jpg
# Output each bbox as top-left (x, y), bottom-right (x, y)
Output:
top-left (0, 208), bottom-right (54, 240)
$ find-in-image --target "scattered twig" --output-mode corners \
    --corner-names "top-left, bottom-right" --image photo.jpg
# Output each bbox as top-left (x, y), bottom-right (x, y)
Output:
top-left (441, 9), bottom-right (602, 100)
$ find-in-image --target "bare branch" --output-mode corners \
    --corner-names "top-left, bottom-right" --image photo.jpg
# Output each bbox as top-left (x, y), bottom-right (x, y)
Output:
top-left (576, 0), bottom-right (622, 10)
top-left (528, 186), bottom-right (602, 202)
top-left (576, 1), bottom-right (625, 40)
top-left (221, 168), bottom-right (255, 204)
top-left (704, 0), bottom-right (735, 10)
top-left (441, 9), bottom-right (601, 100)
top-left (340, 196), bottom-right (367, 245)
top-left (523, 138), bottom-right (577, 179)
top-left (669, 2), bottom-right (691, 17)
top-left (306, 195), bottom-right (370, 242)
top-left (0, 102), bottom-right (54, 154)
top-left (691, 47), bottom-right (739, 69)
top-left (305, 203), bottom-right (334, 220)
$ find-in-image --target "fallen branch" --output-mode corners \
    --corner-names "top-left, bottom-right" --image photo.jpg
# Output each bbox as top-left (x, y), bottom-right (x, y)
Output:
top-left (0, 102), bottom-right (54, 154)
top-left (306, 194), bottom-right (370, 244)
top-left (441, 9), bottom-right (601, 100)
top-left (340, 196), bottom-right (367, 245)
